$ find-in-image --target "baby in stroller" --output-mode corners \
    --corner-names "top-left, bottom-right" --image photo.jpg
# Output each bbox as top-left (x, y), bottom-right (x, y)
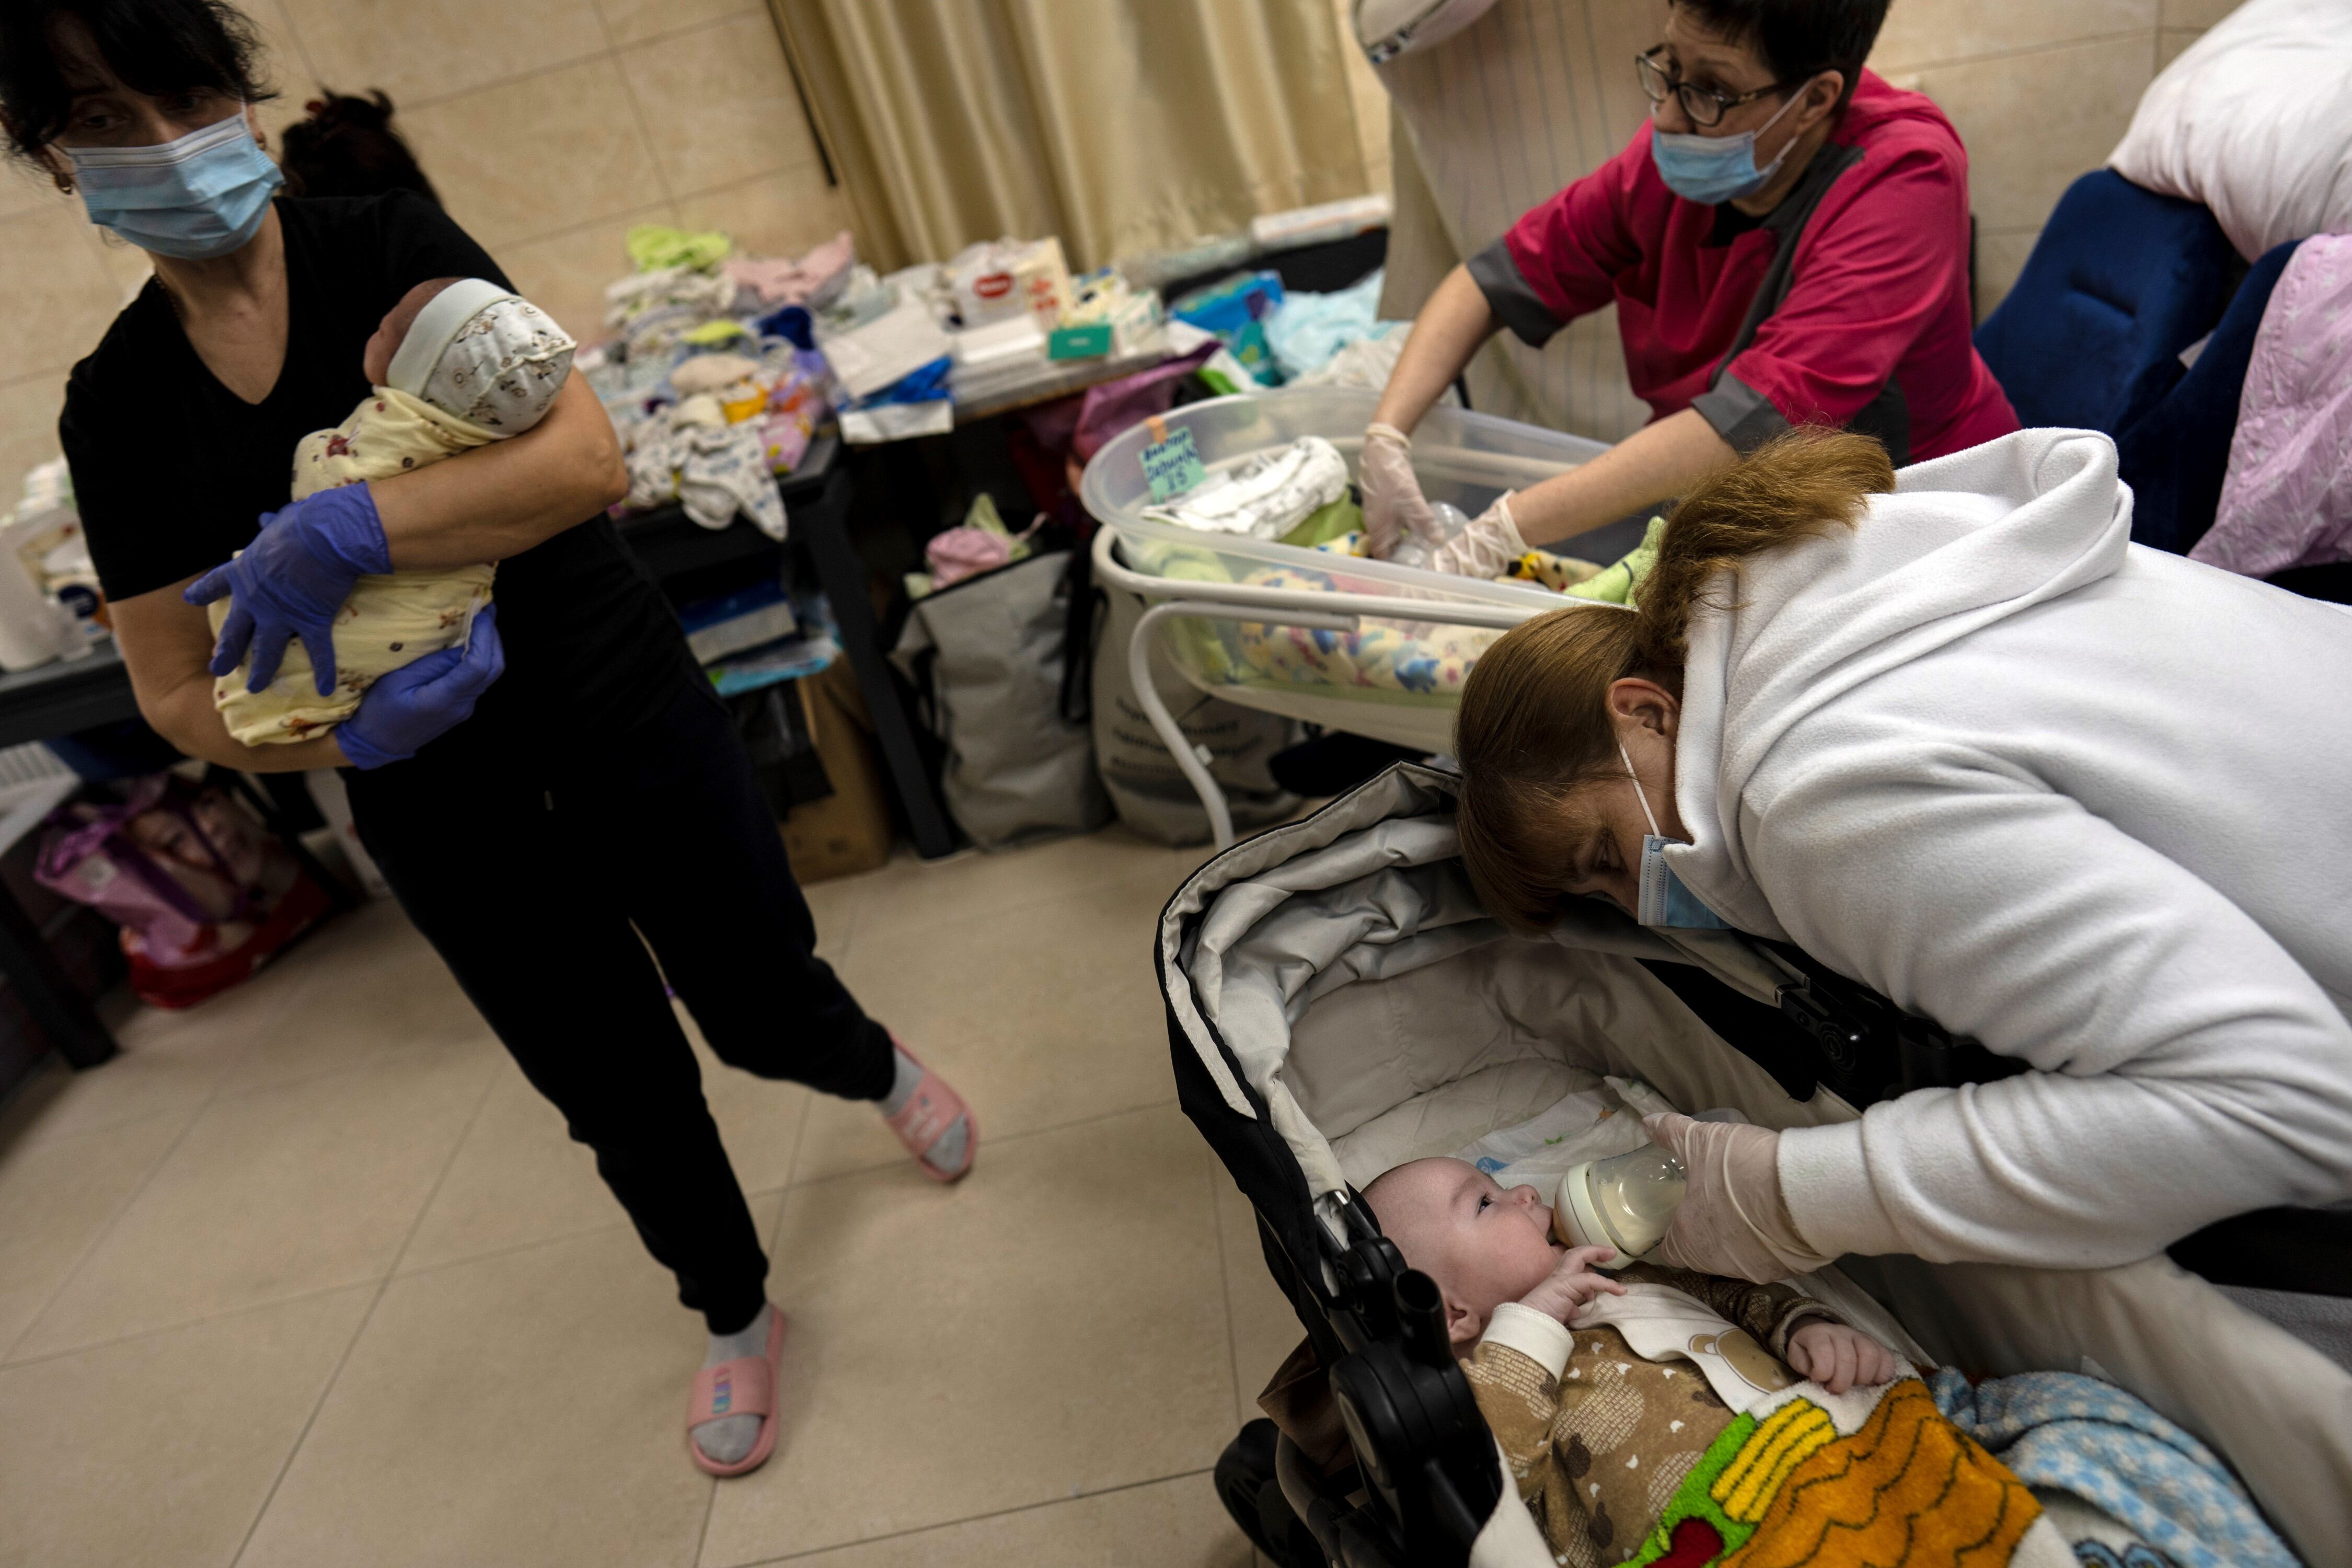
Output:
top-left (1364, 1155), bottom-right (2036, 1568)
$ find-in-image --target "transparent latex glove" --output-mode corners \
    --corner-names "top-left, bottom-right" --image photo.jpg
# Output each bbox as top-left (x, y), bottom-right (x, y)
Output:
top-left (1429, 492), bottom-right (1529, 579)
top-left (185, 482), bottom-right (393, 694)
top-left (336, 606), bottom-right (505, 769)
top-left (1359, 422), bottom-right (1440, 559)
top-left (1642, 1111), bottom-right (1835, 1283)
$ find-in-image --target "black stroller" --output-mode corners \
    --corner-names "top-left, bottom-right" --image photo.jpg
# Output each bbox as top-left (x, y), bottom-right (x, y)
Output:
top-left (1158, 764), bottom-right (2350, 1568)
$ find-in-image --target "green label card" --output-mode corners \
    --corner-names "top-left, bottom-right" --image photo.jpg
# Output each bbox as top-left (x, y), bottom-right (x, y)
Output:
top-left (1142, 426), bottom-right (1207, 501)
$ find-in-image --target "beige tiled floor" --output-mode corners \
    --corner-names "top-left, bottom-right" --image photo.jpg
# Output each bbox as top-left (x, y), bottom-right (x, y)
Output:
top-left (0, 827), bottom-right (1299, 1568)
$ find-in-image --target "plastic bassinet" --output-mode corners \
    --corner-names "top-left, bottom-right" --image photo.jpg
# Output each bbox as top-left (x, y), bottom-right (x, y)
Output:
top-left (1081, 388), bottom-right (1613, 847)
top-left (1158, 762), bottom-right (2352, 1568)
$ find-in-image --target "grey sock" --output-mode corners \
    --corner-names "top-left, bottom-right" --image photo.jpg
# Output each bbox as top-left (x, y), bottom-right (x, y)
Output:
top-left (880, 1044), bottom-right (969, 1175)
top-left (690, 1304), bottom-right (773, 1466)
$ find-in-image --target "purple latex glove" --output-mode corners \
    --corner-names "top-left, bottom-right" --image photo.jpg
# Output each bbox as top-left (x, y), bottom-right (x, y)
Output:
top-left (186, 483), bottom-right (393, 695)
top-left (336, 606), bottom-right (505, 769)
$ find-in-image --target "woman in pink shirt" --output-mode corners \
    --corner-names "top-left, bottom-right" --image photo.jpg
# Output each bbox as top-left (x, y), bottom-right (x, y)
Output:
top-left (1366, 0), bottom-right (2019, 575)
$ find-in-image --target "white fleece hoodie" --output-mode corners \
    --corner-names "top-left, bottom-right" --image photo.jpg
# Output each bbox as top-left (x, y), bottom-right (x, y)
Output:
top-left (1666, 428), bottom-right (2352, 1270)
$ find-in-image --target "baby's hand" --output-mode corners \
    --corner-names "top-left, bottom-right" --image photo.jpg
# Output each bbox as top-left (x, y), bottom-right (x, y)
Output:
top-left (1516, 1246), bottom-right (1627, 1323)
top-left (1786, 1321), bottom-right (1899, 1394)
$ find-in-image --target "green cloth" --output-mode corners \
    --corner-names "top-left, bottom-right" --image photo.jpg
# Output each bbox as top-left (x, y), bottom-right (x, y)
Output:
top-left (627, 224), bottom-right (732, 272)
top-left (1564, 515), bottom-right (1665, 606)
top-left (1279, 495), bottom-right (1364, 550)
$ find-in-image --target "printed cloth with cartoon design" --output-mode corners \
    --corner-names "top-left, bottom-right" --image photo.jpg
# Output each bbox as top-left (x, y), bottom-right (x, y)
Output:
top-left (1466, 1262), bottom-right (2059, 1568)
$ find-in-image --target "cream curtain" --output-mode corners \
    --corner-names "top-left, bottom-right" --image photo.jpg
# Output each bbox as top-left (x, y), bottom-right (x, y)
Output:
top-left (768, 0), bottom-right (1376, 272)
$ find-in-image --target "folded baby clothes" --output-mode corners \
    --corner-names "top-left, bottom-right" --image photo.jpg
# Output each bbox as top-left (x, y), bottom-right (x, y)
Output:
top-left (214, 387), bottom-right (499, 745)
top-left (1142, 436), bottom-right (1349, 539)
top-left (627, 396), bottom-right (788, 540)
top-left (625, 223), bottom-right (731, 273)
top-left (723, 230), bottom-right (856, 309)
top-left (1930, 1368), bottom-right (2298, 1568)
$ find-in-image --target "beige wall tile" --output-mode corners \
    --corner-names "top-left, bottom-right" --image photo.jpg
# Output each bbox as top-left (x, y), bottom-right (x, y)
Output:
top-left (619, 11), bottom-right (820, 198)
top-left (0, 374), bottom-right (73, 507)
top-left (1914, 39), bottom-right (2153, 233)
top-left (14, 1037), bottom-right (495, 1358)
top-left (1869, 0), bottom-right (2155, 72)
top-left (237, 1212), bottom-right (748, 1568)
top-left (494, 202), bottom-right (674, 342)
top-left (600, 0), bottom-right (760, 47)
top-left (675, 168), bottom-right (855, 264)
top-left (704, 1106), bottom-right (1234, 1563)
top-left (398, 55), bottom-right (668, 250)
top-left (1975, 228), bottom-right (2042, 321)
top-left (0, 1286), bottom-right (372, 1568)
top-left (0, 204), bottom-right (139, 381)
top-left (2162, 0), bottom-right (2242, 27)
top-left (777, 1473), bottom-right (1259, 1568)
top-left (0, 163), bottom-right (71, 224)
top-left (2157, 26), bottom-right (2207, 68)
top-left (0, 1111), bottom-right (185, 1358)
top-left (275, 0), bottom-right (610, 109)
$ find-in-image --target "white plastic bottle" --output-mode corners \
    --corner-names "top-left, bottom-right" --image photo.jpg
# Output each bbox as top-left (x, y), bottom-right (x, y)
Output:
top-left (1551, 1143), bottom-right (1687, 1269)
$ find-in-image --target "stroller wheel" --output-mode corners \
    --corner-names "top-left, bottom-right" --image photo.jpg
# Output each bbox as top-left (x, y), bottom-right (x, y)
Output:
top-left (1215, 1419), bottom-right (1323, 1566)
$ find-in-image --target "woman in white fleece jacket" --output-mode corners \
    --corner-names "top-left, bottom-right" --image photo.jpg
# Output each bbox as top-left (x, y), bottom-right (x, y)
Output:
top-left (1453, 425), bottom-right (2352, 1281)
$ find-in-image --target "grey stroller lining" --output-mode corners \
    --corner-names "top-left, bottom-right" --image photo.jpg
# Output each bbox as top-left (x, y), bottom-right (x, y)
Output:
top-left (1160, 764), bottom-right (2351, 1568)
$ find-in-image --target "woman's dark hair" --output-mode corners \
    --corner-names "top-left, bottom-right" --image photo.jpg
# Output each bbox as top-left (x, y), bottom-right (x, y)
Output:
top-left (0, 0), bottom-right (274, 160)
top-left (279, 90), bottom-right (440, 206)
top-left (1670, 0), bottom-right (1890, 112)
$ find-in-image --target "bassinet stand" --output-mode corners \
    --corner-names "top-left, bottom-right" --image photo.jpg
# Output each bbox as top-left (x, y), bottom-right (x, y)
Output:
top-left (1090, 527), bottom-right (1544, 848)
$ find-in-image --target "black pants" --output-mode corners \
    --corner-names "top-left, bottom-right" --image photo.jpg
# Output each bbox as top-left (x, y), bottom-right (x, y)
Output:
top-left (352, 675), bottom-right (895, 1333)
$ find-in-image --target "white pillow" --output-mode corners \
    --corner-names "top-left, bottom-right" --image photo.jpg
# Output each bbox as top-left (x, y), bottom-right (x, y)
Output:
top-left (2107, 0), bottom-right (2352, 261)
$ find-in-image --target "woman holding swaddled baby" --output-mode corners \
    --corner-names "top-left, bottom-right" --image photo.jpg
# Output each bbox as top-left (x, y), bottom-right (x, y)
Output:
top-left (3, 0), bottom-right (971, 1476)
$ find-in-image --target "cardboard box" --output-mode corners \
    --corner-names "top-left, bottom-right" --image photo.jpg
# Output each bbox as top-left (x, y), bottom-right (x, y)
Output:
top-left (778, 661), bottom-right (894, 883)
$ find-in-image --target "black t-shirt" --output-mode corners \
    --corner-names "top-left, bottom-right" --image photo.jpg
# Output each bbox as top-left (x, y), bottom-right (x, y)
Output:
top-left (59, 192), bottom-right (693, 788)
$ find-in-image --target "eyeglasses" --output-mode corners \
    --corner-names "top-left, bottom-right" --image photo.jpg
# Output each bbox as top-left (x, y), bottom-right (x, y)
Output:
top-left (1634, 46), bottom-right (1796, 128)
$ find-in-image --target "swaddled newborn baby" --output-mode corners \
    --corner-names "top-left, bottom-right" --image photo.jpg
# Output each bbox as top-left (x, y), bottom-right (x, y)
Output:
top-left (1363, 1157), bottom-right (2062, 1568)
top-left (210, 277), bottom-right (575, 744)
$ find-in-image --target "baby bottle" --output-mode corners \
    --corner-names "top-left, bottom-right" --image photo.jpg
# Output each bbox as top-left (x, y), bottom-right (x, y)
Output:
top-left (1386, 502), bottom-right (1468, 572)
top-left (1551, 1143), bottom-right (1687, 1269)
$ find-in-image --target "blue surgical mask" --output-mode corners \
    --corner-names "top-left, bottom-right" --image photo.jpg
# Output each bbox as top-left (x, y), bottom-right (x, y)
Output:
top-left (67, 111), bottom-right (283, 260)
top-left (1618, 739), bottom-right (1731, 930)
top-left (1648, 84), bottom-right (1811, 206)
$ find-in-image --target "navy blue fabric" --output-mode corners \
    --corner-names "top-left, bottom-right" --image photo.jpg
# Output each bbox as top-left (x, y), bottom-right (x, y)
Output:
top-left (2115, 239), bottom-right (2301, 554)
top-left (1974, 171), bottom-right (2234, 435)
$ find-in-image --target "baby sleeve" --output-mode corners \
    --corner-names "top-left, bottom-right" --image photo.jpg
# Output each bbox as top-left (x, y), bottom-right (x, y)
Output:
top-left (1466, 1304), bottom-right (1574, 1506)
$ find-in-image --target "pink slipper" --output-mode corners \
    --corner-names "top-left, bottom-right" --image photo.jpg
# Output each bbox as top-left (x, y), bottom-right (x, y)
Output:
top-left (685, 1307), bottom-right (786, 1477)
top-left (882, 1040), bottom-right (977, 1184)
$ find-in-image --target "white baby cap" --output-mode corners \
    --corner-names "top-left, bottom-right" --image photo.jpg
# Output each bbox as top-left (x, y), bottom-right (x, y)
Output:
top-left (387, 277), bottom-right (578, 433)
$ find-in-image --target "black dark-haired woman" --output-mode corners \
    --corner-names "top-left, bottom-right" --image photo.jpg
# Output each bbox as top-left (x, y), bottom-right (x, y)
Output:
top-left (7, 0), bottom-right (974, 1478)
top-left (278, 89), bottom-right (440, 205)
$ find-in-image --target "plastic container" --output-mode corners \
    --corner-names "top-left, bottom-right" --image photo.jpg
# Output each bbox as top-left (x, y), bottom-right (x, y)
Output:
top-left (1551, 1143), bottom-right (1687, 1269)
top-left (1078, 387), bottom-right (1611, 719)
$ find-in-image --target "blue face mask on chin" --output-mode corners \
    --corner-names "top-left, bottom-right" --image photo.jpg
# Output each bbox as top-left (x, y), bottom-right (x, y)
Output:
top-left (1647, 83), bottom-right (1811, 206)
top-left (1616, 739), bottom-right (1733, 930)
top-left (67, 111), bottom-right (283, 261)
